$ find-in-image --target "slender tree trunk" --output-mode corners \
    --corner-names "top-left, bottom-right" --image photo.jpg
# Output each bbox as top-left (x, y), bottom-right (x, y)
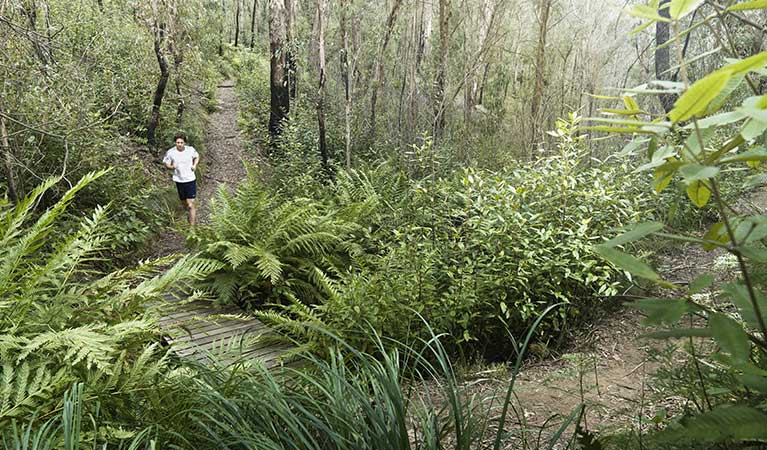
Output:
top-left (0, 96), bottom-right (18, 204)
top-left (41, 1), bottom-right (54, 64)
top-left (656, 0), bottom-right (676, 113)
top-left (97, 0), bottom-right (103, 12)
top-left (284, 0), bottom-right (297, 99)
top-left (268, 0), bottom-right (289, 137)
top-left (219, 0), bottom-right (225, 56)
top-left (250, 0), bottom-right (258, 48)
top-left (147, 22), bottom-right (169, 149)
top-left (530, 0), bottom-right (551, 154)
top-left (316, 0), bottom-right (329, 176)
top-left (433, 0), bottom-right (451, 140)
top-left (340, 0), bottom-right (352, 168)
top-left (234, 0), bottom-right (241, 46)
top-left (173, 52), bottom-right (184, 125)
top-left (478, 62), bottom-right (490, 105)
top-left (368, 0), bottom-right (403, 146)
top-left (22, 1), bottom-right (49, 66)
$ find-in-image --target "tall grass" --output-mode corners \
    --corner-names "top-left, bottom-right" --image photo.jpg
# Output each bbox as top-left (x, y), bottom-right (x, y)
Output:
top-left (6, 308), bottom-right (580, 449)
top-left (157, 305), bottom-right (581, 449)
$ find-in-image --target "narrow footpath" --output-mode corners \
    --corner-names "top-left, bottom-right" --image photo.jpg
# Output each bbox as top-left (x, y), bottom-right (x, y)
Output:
top-left (153, 80), bottom-right (288, 367)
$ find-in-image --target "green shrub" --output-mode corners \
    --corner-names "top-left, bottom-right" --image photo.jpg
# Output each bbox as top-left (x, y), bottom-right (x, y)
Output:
top-left (320, 143), bottom-right (647, 357)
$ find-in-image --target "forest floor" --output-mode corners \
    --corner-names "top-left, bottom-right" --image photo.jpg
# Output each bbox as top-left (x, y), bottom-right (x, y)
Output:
top-left (443, 188), bottom-right (767, 448)
top-left (147, 80), bottom-right (253, 258)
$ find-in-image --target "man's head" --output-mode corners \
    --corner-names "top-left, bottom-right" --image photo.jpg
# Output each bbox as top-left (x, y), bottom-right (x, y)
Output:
top-left (174, 132), bottom-right (187, 151)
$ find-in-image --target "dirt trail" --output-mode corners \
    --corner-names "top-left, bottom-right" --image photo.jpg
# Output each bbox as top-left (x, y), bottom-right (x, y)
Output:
top-left (197, 80), bottom-right (253, 222)
top-left (149, 80), bottom-right (250, 257)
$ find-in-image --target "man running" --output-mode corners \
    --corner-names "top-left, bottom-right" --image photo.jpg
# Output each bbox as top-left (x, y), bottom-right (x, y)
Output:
top-left (163, 133), bottom-right (199, 225)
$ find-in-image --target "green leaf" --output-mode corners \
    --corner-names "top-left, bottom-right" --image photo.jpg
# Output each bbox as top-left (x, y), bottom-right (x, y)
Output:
top-left (619, 138), bottom-right (649, 157)
top-left (689, 274), bottom-right (714, 294)
top-left (706, 75), bottom-right (745, 115)
top-left (669, 70), bottom-right (732, 123)
top-left (738, 373), bottom-right (767, 393)
top-left (724, 51), bottom-right (767, 76)
top-left (740, 245), bottom-right (767, 262)
top-left (683, 128), bottom-right (713, 156)
top-left (623, 95), bottom-right (640, 111)
top-left (702, 222), bottom-right (729, 250)
top-left (741, 118), bottom-right (767, 141)
top-left (602, 222), bottom-right (664, 248)
top-left (626, 4), bottom-right (670, 21)
top-left (709, 313), bottom-right (751, 363)
top-left (728, 0), bottom-right (767, 10)
top-left (723, 281), bottom-right (767, 330)
top-left (721, 147), bottom-right (767, 163)
top-left (600, 108), bottom-right (645, 116)
top-left (645, 328), bottom-right (712, 339)
top-left (744, 173), bottom-right (767, 189)
top-left (631, 298), bottom-right (698, 325)
top-left (657, 405), bottom-right (767, 444)
top-left (680, 164), bottom-right (719, 182)
top-left (593, 245), bottom-right (662, 281)
top-left (686, 180), bottom-right (711, 208)
top-left (653, 167), bottom-right (675, 193)
top-left (670, 0), bottom-right (705, 19)
top-left (692, 110), bottom-right (746, 129)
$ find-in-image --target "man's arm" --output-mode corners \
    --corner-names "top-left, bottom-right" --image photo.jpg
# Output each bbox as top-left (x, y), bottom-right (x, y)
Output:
top-left (163, 153), bottom-right (175, 169)
top-left (192, 156), bottom-right (199, 171)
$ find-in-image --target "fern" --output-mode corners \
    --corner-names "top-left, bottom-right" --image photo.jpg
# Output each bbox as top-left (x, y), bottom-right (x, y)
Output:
top-left (0, 174), bottom-right (219, 427)
top-left (190, 176), bottom-right (355, 309)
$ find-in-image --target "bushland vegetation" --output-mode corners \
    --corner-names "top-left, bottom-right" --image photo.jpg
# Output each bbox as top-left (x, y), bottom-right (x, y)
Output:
top-left (3, 0), bottom-right (767, 448)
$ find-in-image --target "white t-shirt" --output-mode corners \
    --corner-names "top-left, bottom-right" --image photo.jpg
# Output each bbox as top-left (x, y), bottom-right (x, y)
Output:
top-left (163, 146), bottom-right (199, 183)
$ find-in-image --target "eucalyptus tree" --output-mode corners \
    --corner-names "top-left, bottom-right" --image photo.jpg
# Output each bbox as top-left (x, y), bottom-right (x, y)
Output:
top-left (268, 0), bottom-right (289, 137)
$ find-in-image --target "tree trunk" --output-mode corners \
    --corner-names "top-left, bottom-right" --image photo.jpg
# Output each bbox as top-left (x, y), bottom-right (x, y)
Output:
top-left (433, 0), bottom-right (451, 140)
top-left (655, 0), bottom-right (676, 113)
top-left (219, 0), bottom-right (225, 56)
top-left (465, 0), bottom-right (498, 126)
top-left (0, 96), bottom-right (18, 204)
top-left (173, 52), bottom-right (184, 126)
top-left (368, 0), bottom-right (403, 146)
top-left (284, 0), bottom-right (297, 99)
top-left (316, 0), bottom-right (329, 176)
top-left (268, 0), bottom-right (289, 137)
top-left (250, 0), bottom-right (258, 48)
top-left (530, 0), bottom-right (551, 154)
top-left (21, 1), bottom-right (49, 67)
top-left (234, 0), bottom-right (241, 46)
top-left (147, 21), bottom-right (169, 149)
top-left (340, 0), bottom-right (352, 168)
top-left (41, 1), bottom-right (55, 64)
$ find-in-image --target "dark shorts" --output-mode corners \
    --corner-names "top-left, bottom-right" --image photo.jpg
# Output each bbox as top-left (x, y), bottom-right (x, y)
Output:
top-left (175, 180), bottom-right (197, 200)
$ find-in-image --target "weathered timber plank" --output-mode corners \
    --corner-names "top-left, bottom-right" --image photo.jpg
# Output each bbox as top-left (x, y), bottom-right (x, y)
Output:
top-left (157, 297), bottom-right (292, 367)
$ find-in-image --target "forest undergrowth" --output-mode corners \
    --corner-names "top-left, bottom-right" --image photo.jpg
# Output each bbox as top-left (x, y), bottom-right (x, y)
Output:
top-left (5, 0), bottom-right (767, 449)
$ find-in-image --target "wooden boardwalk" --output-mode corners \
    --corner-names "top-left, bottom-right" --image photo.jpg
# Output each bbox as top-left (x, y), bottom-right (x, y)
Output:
top-left (158, 299), bottom-right (291, 368)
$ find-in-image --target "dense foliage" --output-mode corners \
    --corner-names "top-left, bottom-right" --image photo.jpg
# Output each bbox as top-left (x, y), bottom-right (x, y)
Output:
top-left (192, 118), bottom-right (649, 358)
top-left (0, 0), bottom-right (221, 257)
top-left (4, 0), bottom-right (767, 448)
top-left (0, 173), bottom-right (219, 430)
top-left (585, 2), bottom-right (767, 448)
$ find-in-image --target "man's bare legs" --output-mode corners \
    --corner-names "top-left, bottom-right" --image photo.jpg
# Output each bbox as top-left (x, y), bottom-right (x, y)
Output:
top-left (182, 198), bottom-right (197, 225)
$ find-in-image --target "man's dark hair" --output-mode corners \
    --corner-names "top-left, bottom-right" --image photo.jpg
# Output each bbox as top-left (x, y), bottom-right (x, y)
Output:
top-left (174, 132), bottom-right (187, 142)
